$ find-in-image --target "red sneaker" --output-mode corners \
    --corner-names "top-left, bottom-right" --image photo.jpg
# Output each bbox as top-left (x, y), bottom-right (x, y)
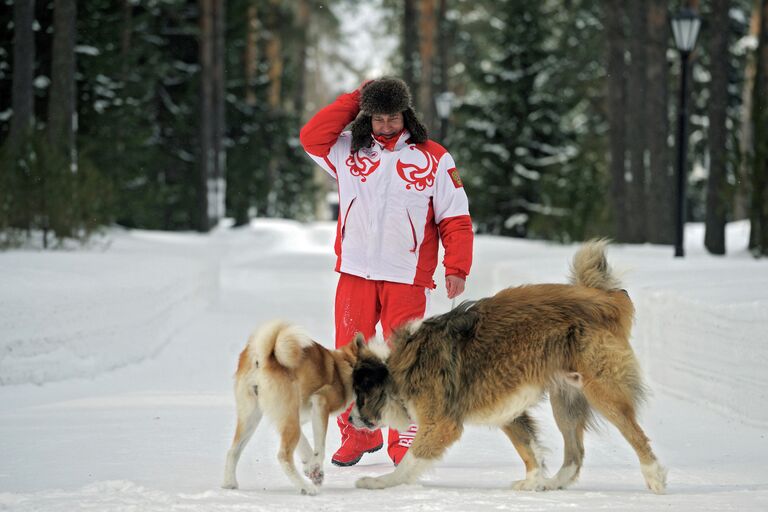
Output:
top-left (331, 413), bottom-right (383, 467)
top-left (387, 424), bottom-right (418, 466)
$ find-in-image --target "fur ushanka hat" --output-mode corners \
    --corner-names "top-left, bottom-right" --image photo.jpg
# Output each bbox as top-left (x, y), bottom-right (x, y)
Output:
top-left (350, 77), bottom-right (428, 153)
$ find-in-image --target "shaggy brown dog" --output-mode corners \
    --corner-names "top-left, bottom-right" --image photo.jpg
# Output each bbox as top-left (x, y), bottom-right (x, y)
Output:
top-left (349, 240), bottom-right (667, 493)
top-left (222, 321), bottom-right (359, 495)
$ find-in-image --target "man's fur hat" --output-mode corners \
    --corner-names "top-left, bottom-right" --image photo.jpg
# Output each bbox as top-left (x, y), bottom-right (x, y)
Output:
top-left (350, 77), bottom-right (428, 152)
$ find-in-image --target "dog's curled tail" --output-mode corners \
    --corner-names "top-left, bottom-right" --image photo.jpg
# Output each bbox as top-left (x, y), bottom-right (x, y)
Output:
top-left (251, 320), bottom-right (313, 369)
top-left (569, 238), bottom-right (622, 291)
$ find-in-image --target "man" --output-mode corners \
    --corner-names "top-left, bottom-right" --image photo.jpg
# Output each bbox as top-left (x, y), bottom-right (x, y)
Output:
top-left (299, 77), bottom-right (473, 466)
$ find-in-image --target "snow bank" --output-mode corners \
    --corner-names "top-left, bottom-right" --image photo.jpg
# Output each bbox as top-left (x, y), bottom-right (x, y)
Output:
top-left (633, 292), bottom-right (768, 428)
top-left (0, 231), bottom-right (218, 385)
top-left (475, 223), bottom-right (768, 429)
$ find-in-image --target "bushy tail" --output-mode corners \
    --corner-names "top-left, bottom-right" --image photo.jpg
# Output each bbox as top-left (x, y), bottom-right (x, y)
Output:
top-left (569, 238), bottom-right (622, 291)
top-left (249, 320), bottom-right (313, 369)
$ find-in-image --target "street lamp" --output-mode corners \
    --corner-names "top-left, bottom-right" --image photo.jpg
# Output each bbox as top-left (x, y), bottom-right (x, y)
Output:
top-left (435, 91), bottom-right (455, 142)
top-left (671, 8), bottom-right (701, 258)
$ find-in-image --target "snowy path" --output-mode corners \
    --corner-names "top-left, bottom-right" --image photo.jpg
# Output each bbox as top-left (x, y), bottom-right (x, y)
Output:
top-left (1, 221), bottom-right (767, 511)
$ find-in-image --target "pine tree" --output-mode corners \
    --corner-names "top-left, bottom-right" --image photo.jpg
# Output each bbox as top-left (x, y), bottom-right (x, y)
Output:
top-left (450, 1), bottom-right (558, 236)
top-left (751, 0), bottom-right (768, 255)
top-left (447, 0), bottom-right (609, 240)
top-left (646, 0), bottom-right (674, 244)
top-left (7, 0), bottom-right (35, 147)
top-left (604, 0), bottom-right (630, 242)
top-left (705, 0), bottom-right (730, 254)
top-left (47, 0), bottom-right (76, 159)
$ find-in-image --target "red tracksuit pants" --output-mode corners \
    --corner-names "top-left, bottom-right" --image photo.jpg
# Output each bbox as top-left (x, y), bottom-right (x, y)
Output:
top-left (334, 273), bottom-right (428, 449)
top-left (335, 273), bottom-right (429, 347)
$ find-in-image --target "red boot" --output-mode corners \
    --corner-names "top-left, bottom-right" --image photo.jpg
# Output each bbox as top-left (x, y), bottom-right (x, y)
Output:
top-left (387, 424), bottom-right (418, 466)
top-left (331, 407), bottom-right (383, 467)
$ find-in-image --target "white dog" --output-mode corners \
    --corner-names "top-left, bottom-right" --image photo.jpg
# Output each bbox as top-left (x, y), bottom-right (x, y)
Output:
top-left (222, 321), bottom-right (360, 495)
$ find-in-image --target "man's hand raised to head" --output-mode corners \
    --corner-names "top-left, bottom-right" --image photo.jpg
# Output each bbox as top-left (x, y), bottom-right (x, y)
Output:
top-left (445, 275), bottom-right (466, 300)
top-left (357, 79), bottom-right (374, 93)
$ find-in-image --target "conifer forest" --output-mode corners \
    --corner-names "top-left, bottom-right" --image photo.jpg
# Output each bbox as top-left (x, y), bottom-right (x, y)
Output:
top-left (1, 0), bottom-right (767, 255)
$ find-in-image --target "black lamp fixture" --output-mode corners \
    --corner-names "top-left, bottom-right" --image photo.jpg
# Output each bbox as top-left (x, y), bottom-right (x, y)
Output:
top-left (671, 8), bottom-right (702, 53)
top-left (670, 7), bottom-right (701, 258)
top-left (434, 91), bottom-right (455, 142)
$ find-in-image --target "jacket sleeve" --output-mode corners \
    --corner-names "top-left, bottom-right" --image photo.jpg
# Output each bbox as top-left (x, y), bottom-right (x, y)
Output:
top-left (433, 152), bottom-right (474, 280)
top-left (299, 90), bottom-right (361, 178)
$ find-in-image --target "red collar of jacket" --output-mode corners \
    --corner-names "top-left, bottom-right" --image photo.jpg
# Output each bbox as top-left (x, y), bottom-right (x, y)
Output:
top-left (372, 129), bottom-right (410, 152)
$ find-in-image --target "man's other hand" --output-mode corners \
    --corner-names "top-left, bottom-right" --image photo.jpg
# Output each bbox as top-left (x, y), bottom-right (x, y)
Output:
top-left (446, 275), bottom-right (466, 299)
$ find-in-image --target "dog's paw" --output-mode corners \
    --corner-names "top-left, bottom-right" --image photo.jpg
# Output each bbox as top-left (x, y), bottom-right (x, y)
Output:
top-left (304, 464), bottom-right (324, 486)
top-left (543, 464), bottom-right (578, 490)
top-left (299, 484), bottom-right (318, 496)
top-left (511, 478), bottom-right (548, 492)
top-left (641, 461), bottom-right (667, 494)
top-left (356, 476), bottom-right (389, 490)
top-left (221, 479), bottom-right (238, 490)
top-left (540, 477), bottom-right (567, 491)
top-left (511, 468), bottom-right (550, 492)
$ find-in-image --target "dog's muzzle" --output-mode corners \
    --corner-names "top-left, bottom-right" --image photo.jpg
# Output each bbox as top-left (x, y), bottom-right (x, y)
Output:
top-left (349, 413), bottom-right (377, 431)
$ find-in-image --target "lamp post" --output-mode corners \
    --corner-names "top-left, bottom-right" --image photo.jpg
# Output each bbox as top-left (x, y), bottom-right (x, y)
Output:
top-left (671, 8), bottom-right (701, 258)
top-left (435, 91), bottom-right (455, 142)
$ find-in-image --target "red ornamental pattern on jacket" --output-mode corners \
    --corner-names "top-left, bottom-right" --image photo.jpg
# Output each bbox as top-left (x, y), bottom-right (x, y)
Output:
top-left (299, 89), bottom-right (473, 288)
top-left (396, 146), bottom-right (439, 191)
top-left (345, 150), bottom-right (380, 182)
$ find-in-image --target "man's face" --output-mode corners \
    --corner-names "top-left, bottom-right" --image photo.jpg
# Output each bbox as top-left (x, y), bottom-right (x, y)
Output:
top-left (371, 112), bottom-right (404, 138)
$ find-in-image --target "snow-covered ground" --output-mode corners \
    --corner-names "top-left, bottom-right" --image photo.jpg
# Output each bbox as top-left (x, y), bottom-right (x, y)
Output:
top-left (1, 220), bottom-right (767, 511)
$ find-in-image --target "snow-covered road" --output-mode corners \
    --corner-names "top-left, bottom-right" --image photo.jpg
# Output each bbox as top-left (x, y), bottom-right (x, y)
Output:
top-left (1, 220), bottom-right (766, 511)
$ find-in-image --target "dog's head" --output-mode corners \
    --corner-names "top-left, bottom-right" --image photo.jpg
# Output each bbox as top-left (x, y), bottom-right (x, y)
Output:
top-left (348, 334), bottom-right (404, 431)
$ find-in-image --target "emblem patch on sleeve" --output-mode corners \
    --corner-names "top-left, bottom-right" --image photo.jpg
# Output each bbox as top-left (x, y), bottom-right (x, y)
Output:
top-left (448, 167), bottom-right (463, 188)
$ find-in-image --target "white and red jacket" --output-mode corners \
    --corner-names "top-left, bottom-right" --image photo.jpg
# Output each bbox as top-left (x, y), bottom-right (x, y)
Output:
top-left (299, 90), bottom-right (473, 289)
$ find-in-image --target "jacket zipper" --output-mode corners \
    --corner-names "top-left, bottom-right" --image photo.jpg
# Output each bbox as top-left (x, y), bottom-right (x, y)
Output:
top-left (406, 209), bottom-right (418, 253)
top-left (341, 197), bottom-right (356, 240)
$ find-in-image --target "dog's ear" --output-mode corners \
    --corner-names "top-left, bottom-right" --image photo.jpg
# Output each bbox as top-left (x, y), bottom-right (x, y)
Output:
top-left (353, 332), bottom-right (366, 352)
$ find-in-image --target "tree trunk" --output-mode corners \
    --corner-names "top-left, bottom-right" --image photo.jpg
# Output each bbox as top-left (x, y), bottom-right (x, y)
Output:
top-left (265, 4), bottom-right (283, 112)
top-left (47, 0), bottom-right (77, 163)
top-left (197, 0), bottom-right (226, 231)
top-left (626, 0), bottom-right (648, 243)
top-left (645, 0), bottom-right (673, 244)
top-left (735, 0), bottom-right (761, 220)
top-left (265, 0), bottom-right (284, 216)
top-left (198, 0), bottom-right (213, 231)
top-left (705, 0), bottom-right (729, 255)
top-left (436, 0), bottom-right (449, 142)
top-left (604, 0), bottom-right (629, 242)
top-left (120, 0), bottom-right (133, 80)
top-left (115, 0), bottom-right (133, 157)
top-left (244, 3), bottom-right (259, 107)
top-left (9, 0), bottom-right (36, 148)
top-left (293, 0), bottom-right (310, 119)
top-left (438, 0), bottom-right (448, 91)
top-left (418, 0), bottom-right (437, 133)
top-left (213, 0), bottom-right (226, 226)
top-left (403, 0), bottom-right (419, 94)
top-left (751, 0), bottom-right (768, 255)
